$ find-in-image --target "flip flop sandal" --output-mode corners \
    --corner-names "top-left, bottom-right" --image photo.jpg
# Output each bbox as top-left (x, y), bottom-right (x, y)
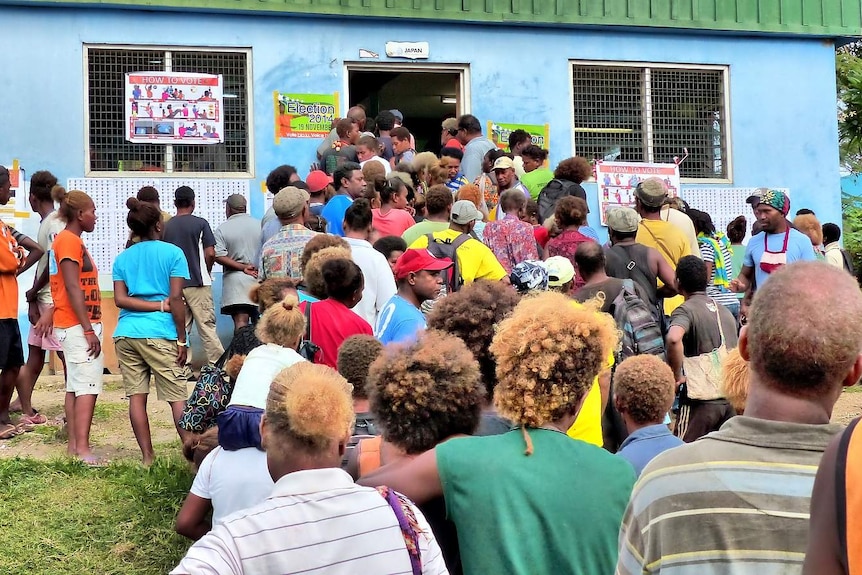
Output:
top-left (15, 422), bottom-right (35, 433)
top-left (0, 424), bottom-right (21, 440)
top-left (19, 412), bottom-right (48, 426)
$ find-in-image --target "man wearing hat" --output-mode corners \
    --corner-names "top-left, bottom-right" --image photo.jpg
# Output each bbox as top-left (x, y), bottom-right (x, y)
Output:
top-left (408, 199), bottom-right (507, 287)
top-left (163, 185), bottom-right (225, 365)
top-left (490, 155), bottom-right (529, 220)
top-left (214, 194), bottom-right (260, 331)
top-left (634, 178), bottom-right (692, 315)
top-left (605, 206), bottom-right (679, 320)
top-left (375, 249), bottom-right (452, 345)
top-left (546, 255), bottom-right (576, 294)
top-left (729, 189), bottom-right (816, 295)
top-left (260, 186), bottom-right (317, 282)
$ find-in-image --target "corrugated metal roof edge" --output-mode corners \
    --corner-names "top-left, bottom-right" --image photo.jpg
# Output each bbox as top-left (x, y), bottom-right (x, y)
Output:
top-left (1, 0), bottom-right (860, 41)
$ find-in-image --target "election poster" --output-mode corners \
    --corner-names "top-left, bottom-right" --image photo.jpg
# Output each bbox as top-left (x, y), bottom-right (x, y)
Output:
top-left (124, 72), bottom-right (224, 144)
top-left (275, 92), bottom-right (340, 142)
top-left (595, 161), bottom-right (681, 226)
top-left (487, 121), bottom-right (550, 152)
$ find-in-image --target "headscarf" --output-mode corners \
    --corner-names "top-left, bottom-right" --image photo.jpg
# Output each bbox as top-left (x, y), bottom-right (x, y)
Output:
top-left (758, 189), bottom-right (790, 216)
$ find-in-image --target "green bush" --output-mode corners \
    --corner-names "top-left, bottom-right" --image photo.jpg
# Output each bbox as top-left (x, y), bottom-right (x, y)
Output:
top-left (0, 457), bottom-right (193, 575)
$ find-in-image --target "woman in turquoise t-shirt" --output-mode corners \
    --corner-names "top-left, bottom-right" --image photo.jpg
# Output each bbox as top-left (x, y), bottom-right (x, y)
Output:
top-left (359, 292), bottom-right (636, 575)
top-left (113, 197), bottom-right (190, 465)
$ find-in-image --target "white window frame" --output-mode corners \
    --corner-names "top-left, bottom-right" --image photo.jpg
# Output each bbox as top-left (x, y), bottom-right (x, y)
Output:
top-left (569, 59), bottom-right (732, 183)
top-left (83, 43), bottom-right (255, 178)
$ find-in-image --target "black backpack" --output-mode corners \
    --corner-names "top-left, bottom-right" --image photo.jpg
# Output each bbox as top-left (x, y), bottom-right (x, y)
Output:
top-left (425, 232), bottom-right (471, 294)
top-left (537, 179), bottom-right (588, 222)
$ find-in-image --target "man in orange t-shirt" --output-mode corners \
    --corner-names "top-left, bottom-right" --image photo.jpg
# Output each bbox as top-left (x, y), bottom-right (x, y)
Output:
top-left (0, 167), bottom-right (26, 439)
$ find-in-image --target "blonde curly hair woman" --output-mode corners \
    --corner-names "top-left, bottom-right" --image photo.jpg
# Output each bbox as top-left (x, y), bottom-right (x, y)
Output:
top-left (360, 291), bottom-right (636, 575)
top-left (175, 362), bottom-right (449, 574)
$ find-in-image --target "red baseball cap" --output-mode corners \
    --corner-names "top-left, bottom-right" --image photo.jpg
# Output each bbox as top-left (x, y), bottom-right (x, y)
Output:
top-left (394, 249), bottom-right (453, 280)
top-left (306, 170), bottom-right (333, 194)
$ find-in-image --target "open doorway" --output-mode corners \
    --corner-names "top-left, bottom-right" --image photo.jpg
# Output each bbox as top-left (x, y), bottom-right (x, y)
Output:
top-left (346, 64), bottom-right (468, 155)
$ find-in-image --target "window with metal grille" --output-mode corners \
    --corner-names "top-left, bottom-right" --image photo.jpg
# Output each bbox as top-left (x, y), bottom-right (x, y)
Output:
top-left (571, 62), bottom-right (728, 180)
top-left (85, 46), bottom-right (251, 175)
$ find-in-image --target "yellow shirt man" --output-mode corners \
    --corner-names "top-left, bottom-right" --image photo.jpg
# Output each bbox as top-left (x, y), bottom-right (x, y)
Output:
top-left (409, 228), bottom-right (507, 284)
top-left (637, 218), bottom-right (691, 314)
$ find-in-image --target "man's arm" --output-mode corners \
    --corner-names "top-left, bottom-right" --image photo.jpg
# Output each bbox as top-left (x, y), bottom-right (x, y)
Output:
top-left (803, 431), bottom-right (846, 575)
top-left (650, 248), bottom-right (678, 297)
top-left (204, 245), bottom-right (215, 274)
top-left (666, 325), bottom-right (686, 382)
top-left (729, 265), bottom-right (754, 293)
top-left (14, 233), bottom-right (43, 275)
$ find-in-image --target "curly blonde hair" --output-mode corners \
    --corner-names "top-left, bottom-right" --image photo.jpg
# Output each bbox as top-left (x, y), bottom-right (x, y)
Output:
top-left (367, 330), bottom-right (484, 454)
top-left (614, 355), bottom-right (675, 425)
top-left (266, 362), bottom-right (355, 453)
top-left (721, 347), bottom-right (749, 414)
top-left (456, 184), bottom-right (482, 210)
top-left (427, 280), bottom-right (521, 397)
top-left (255, 295), bottom-right (305, 347)
top-left (490, 292), bottom-right (618, 429)
top-left (792, 213), bottom-right (823, 246)
top-left (300, 234), bottom-right (350, 277)
top-left (249, 278), bottom-right (299, 312)
top-left (303, 247), bottom-right (352, 300)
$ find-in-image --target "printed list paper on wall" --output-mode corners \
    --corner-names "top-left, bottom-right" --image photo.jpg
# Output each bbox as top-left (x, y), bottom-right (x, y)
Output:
top-left (124, 72), bottom-right (224, 145)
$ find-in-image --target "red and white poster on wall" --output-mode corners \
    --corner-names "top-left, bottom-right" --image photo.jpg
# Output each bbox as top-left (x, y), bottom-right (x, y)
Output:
top-left (595, 161), bottom-right (681, 226)
top-left (124, 71), bottom-right (224, 144)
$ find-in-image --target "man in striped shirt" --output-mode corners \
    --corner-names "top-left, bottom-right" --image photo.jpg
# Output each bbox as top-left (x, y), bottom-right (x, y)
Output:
top-left (617, 261), bottom-right (862, 575)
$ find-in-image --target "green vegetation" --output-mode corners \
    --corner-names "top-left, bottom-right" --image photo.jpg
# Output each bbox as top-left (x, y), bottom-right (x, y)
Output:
top-left (0, 457), bottom-right (193, 574)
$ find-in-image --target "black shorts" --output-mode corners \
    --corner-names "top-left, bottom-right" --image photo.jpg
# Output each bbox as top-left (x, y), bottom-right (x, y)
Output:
top-left (220, 304), bottom-right (260, 320)
top-left (0, 319), bottom-right (25, 370)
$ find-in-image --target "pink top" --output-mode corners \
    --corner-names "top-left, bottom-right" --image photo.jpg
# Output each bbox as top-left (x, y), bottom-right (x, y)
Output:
top-left (372, 208), bottom-right (416, 238)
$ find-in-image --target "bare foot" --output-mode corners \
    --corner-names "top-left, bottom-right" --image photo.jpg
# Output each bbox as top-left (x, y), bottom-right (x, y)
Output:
top-left (8, 400), bottom-right (22, 413)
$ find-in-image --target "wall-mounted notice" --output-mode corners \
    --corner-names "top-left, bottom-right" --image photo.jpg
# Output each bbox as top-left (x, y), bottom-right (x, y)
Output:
top-left (275, 92), bottom-right (340, 142)
top-left (125, 72), bottom-right (224, 144)
top-left (487, 121), bottom-right (550, 152)
top-left (595, 161), bottom-right (681, 226)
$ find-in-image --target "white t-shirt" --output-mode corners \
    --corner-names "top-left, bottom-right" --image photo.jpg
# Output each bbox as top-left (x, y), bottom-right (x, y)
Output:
top-left (36, 211), bottom-right (66, 304)
top-left (190, 446), bottom-right (274, 526)
top-left (343, 237), bottom-right (397, 327)
top-left (228, 344), bottom-right (305, 408)
top-left (360, 156), bottom-right (391, 175)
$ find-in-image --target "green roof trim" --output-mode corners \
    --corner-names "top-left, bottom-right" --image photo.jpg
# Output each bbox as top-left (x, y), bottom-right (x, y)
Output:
top-left (4, 0), bottom-right (862, 37)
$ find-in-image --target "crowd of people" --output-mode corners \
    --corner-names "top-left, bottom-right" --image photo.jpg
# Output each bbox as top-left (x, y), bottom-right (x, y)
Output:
top-left (0, 109), bottom-right (861, 573)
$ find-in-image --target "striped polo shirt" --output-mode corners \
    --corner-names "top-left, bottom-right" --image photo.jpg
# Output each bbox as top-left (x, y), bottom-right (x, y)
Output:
top-left (172, 467), bottom-right (449, 575)
top-left (616, 416), bottom-right (843, 575)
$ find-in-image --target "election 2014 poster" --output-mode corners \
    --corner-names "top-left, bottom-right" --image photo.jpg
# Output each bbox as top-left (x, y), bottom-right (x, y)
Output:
top-left (595, 161), bottom-right (681, 226)
top-left (124, 72), bottom-right (224, 144)
top-left (274, 92), bottom-right (340, 142)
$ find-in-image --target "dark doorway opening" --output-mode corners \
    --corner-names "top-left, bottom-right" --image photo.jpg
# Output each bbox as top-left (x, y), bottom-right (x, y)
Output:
top-left (348, 69), bottom-right (462, 155)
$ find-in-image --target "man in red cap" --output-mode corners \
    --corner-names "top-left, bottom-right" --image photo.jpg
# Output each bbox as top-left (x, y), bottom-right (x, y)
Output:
top-left (374, 249), bottom-right (452, 345)
top-left (306, 169), bottom-right (332, 217)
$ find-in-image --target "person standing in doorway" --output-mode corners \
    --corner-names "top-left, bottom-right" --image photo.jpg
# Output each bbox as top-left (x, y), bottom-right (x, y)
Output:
top-left (46, 187), bottom-right (104, 463)
top-left (214, 194), bottom-right (260, 331)
top-left (16, 171), bottom-right (66, 427)
top-left (163, 186), bottom-right (225, 366)
top-left (457, 114), bottom-right (497, 182)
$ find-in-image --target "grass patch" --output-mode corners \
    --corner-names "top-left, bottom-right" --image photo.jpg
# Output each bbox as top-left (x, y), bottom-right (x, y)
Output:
top-left (92, 402), bottom-right (128, 421)
top-left (845, 385), bottom-right (862, 394)
top-left (0, 456), bottom-right (193, 574)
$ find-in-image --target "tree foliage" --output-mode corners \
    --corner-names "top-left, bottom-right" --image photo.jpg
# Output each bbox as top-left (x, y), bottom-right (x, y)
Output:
top-left (837, 46), bottom-right (862, 173)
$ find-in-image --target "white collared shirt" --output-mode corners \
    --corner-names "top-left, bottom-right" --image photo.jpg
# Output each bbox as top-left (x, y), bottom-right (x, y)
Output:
top-left (172, 468), bottom-right (449, 575)
top-left (343, 236), bottom-right (397, 327)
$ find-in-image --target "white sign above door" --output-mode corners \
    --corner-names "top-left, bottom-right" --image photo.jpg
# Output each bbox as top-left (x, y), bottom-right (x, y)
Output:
top-left (385, 42), bottom-right (430, 59)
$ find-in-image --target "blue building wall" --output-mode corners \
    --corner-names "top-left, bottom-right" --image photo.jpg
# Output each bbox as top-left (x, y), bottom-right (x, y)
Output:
top-left (0, 5), bottom-right (842, 228)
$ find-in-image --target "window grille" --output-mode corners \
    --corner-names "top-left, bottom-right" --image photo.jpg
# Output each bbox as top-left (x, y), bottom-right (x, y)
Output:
top-left (572, 62), bottom-right (728, 179)
top-left (86, 46), bottom-right (251, 175)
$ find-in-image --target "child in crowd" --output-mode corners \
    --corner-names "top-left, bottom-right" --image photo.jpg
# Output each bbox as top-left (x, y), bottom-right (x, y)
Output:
top-left (336, 334), bottom-right (384, 469)
top-left (217, 295), bottom-right (306, 450)
top-left (372, 235), bottom-right (407, 275)
top-left (613, 355), bottom-right (683, 476)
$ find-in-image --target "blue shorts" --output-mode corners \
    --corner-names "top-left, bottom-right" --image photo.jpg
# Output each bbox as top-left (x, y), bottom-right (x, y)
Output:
top-left (217, 405), bottom-right (263, 450)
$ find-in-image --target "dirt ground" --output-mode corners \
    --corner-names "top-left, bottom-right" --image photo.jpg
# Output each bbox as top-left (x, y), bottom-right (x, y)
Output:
top-left (3, 376), bottom-right (862, 462)
top-left (0, 374), bottom-right (184, 463)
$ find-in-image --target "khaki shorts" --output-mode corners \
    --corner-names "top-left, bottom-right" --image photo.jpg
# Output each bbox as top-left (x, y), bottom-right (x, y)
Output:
top-left (56, 323), bottom-right (104, 397)
top-left (114, 337), bottom-right (190, 402)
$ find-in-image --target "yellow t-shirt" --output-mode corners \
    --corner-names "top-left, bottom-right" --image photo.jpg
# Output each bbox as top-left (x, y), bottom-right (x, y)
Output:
top-left (409, 228), bottom-right (507, 283)
top-left (636, 219), bottom-right (692, 314)
top-left (566, 351), bottom-right (614, 446)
